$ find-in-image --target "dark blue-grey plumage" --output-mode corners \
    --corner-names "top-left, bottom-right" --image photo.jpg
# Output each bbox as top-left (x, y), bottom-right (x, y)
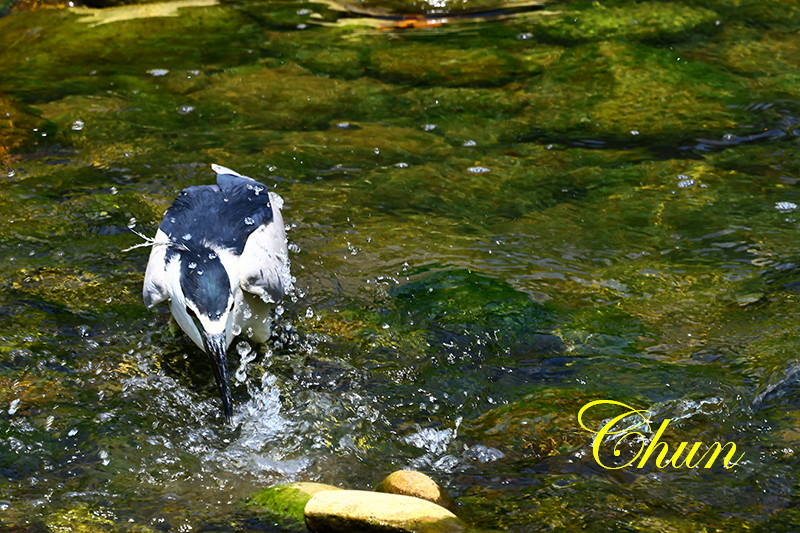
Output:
top-left (177, 250), bottom-right (230, 320)
top-left (159, 172), bottom-right (274, 255)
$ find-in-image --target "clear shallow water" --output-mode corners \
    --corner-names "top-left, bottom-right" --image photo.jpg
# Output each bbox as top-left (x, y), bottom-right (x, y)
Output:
top-left (1, 0), bottom-right (800, 530)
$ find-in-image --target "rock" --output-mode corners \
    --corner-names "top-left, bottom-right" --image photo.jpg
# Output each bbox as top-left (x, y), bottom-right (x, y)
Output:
top-left (517, 41), bottom-right (749, 143)
top-left (536, 2), bottom-right (719, 43)
top-left (247, 482), bottom-right (343, 524)
top-left (375, 470), bottom-right (458, 514)
top-left (304, 490), bottom-right (466, 533)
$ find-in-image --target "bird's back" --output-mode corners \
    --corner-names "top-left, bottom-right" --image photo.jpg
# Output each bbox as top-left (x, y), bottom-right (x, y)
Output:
top-left (159, 175), bottom-right (274, 254)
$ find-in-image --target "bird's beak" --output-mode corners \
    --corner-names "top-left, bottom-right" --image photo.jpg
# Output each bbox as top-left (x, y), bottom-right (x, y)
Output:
top-left (201, 332), bottom-right (233, 421)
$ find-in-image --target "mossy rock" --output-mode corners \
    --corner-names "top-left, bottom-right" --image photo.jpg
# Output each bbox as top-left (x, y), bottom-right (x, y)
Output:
top-left (192, 63), bottom-right (407, 131)
top-left (46, 505), bottom-right (154, 532)
top-left (247, 482), bottom-right (343, 524)
top-left (390, 267), bottom-right (555, 339)
top-left (369, 44), bottom-right (517, 88)
top-left (0, 4), bottom-right (258, 101)
top-left (0, 93), bottom-right (51, 160)
top-left (462, 388), bottom-right (600, 459)
top-left (521, 41), bottom-right (749, 142)
top-left (535, 2), bottom-right (719, 43)
top-left (322, 0), bottom-right (553, 16)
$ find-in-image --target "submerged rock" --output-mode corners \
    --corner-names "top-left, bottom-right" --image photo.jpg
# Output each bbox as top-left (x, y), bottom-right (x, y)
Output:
top-left (0, 93), bottom-right (49, 162)
top-left (520, 41), bottom-right (749, 142)
top-left (390, 267), bottom-right (556, 355)
top-left (536, 2), bottom-right (718, 43)
top-left (304, 490), bottom-right (466, 533)
top-left (248, 482), bottom-right (343, 524)
top-left (375, 470), bottom-right (458, 513)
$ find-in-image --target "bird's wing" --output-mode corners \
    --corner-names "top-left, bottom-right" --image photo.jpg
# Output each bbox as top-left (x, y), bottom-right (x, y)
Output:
top-left (143, 228), bottom-right (171, 308)
top-left (238, 192), bottom-right (291, 303)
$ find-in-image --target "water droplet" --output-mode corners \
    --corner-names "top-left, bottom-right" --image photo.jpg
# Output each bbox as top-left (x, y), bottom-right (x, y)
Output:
top-left (244, 217), bottom-right (255, 225)
top-left (127, 217), bottom-right (137, 229)
top-left (517, 32), bottom-right (533, 40)
top-left (775, 201), bottom-right (797, 213)
top-left (336, 121), bottom-right (350, 129)
top-left (197, 270), bottom-right (204, 276)
top-left (99, 450), bottom-right (110, 466)
top-left (176, 105), bottom-right (194, 115)
top-left (169, 217), bottom-right (176, 223)
top-left (188, 262), bottom-right (197, 269)
top-left (462, 139), bottom-right (477, 147)
top-left (422, 124), bottom-right (436, 132)
top-left (467, 166), bottom-right (491, 173)
top-left (208, 252), bottom-right (217, 260)
top-left (630, 129), bottom-right (640, 136)
top-left (395, 162), bottom-right (409, 168)
top-left (8, 399), bottom-right (20, 415)
top-left (71, 119), bottom-right (84, 131)
top-left (182, 233), bottom-right (192, 240)
top-left (236, 340), bottom-right (250, 356)
top-left (373, 147), bottom-right (380, 155)
top-left (243, 308), bottom-right (252, 319)
top-left (7, 169), bottom-right (16, 178)
top-left (305, 307), bottom-right (314, 319)
top-left (68, 428), bottom-right (78, 437)
top-left (147, 68), bottom-right (169, 77)
top-left (677, 179), bottom-right (696, 189)
top-left (231, 324), bottom-right (242, 336)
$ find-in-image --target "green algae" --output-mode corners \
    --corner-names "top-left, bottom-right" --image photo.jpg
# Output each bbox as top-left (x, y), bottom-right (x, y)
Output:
top-left (535, 2), bottom-right (720, 43)
top-left (521, 41), bottom-right (749, 142)
top-left (247, 482), bottom-right (342, 526)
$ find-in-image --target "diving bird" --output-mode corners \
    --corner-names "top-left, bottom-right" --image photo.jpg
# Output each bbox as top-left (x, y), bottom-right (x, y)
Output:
top-left (142, 164), bottom-right (290, 420)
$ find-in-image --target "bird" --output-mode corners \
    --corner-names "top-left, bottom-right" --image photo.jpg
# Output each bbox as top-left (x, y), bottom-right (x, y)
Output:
top-left (141, 164), bottom-right (290, 421)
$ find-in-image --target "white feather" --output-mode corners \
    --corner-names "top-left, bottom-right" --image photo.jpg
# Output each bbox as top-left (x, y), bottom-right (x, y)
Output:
top-left (142, 228), bottom-right (171, 308)
top-left (238, 191), bottom-right (291, 303)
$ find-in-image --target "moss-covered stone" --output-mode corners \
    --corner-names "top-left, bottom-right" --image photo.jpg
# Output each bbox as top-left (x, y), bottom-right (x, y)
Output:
top-left (369, 45), bottom-right (516, 87)
top-left (0, 93), bottom-right (51, 161)
top-left (536, 2), bottom-right (719, 43)
top-left (520, 41), bottom-right (749, 142)
top-left (319, 0), bottom-right (552, 16)
top-left (247, 482), bottom-right (343, 524)
top-left (47, 508), bottom-right (114, 532)
top-left (191, 63), bottom-right (408, 131)
top-left (462, 388), bottom-right (597, 459)
top-left (0, 4), bottom-right (260, 101)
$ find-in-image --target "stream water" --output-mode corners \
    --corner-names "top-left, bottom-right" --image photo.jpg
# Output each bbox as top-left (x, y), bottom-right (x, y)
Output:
top-left (2, 0), bottom-right (800, 530)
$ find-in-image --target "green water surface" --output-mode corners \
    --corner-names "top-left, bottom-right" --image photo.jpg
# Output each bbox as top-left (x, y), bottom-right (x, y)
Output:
top-left (2, 0), bottom-right (800, 530)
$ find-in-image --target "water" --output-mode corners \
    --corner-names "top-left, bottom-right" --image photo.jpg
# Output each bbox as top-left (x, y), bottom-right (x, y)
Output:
top-left (1, 0), bottom-right (800, 530)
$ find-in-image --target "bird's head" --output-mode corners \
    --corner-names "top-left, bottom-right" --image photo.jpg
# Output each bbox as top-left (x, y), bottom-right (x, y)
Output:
top-left (168, 246), bottom-right (236, 420)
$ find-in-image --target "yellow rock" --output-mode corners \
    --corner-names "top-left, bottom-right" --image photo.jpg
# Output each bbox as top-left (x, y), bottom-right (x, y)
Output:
top-left (375, 470), bottom-right (458, 514)
top-left (304, 490), bottom-right (465, 533)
